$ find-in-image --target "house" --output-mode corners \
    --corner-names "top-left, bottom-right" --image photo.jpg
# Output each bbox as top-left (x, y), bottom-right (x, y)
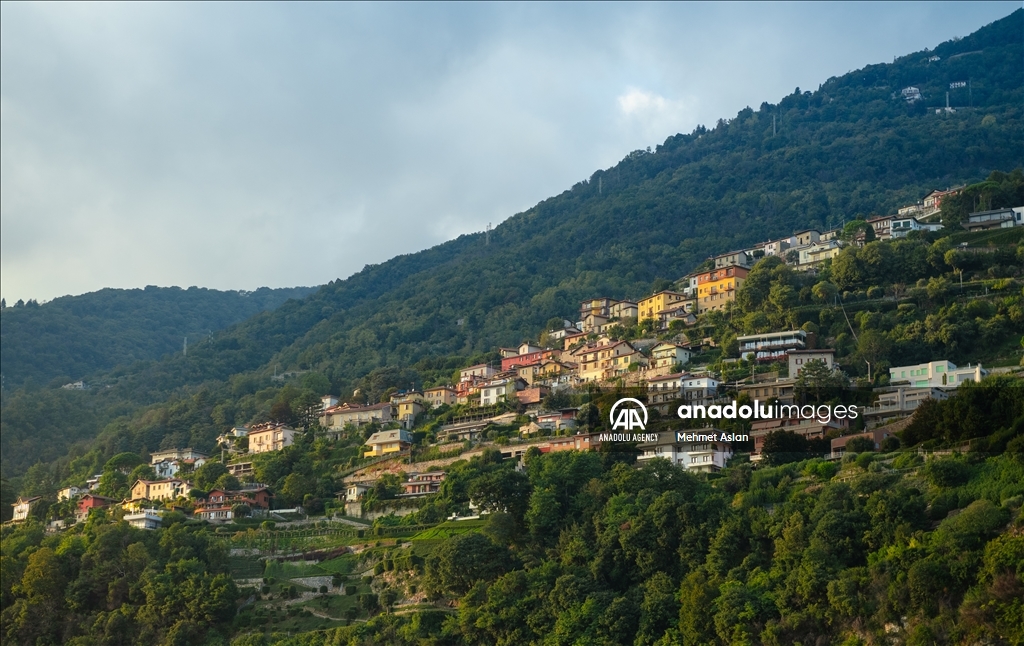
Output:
top-left (648, 373), bottom-right (686, 411)
top-left (460, 364), bottom-right (497, 382)
top-left (562, 332), bottom-right (588, 351)
top-left (713, 250), bottom-right (752, 269)
top-left (891, 216), bottom-right (943, 238)
top-left (922, 187), bottom-right (962, 211)
top-left (150, 448), bottom-right (208, 464)
top-left (392, 395), bottom-right (425, 428)
top-left (11, 496), bottom-right (42, 522)
top-left (696, 266), bottom-right (749, 313)
top-left (124, 509), bottom-right (163, 530)
top-left (580, 312), bottom-right (610, 334)
top-left (57, 486), bottom-right (83, 502)
top-left (423, 386), bottom-right (457, 408)
top-left (794, 229), bottom-right (821, 246)
top-left (735, 378), bottom-right (796, 406)
top-left (651, 342), bottom-right (692, 369)
top-left (343, 483), bottom-right (372, 502)
top-left (763, 237), bottom-right (792, 257)
top-left (227, 462), bottom-right (254, 477)
top-left (519, 421), bottom-right (543, 436)
top-left (866, 215), bottom-right (894, 240)
top-left (963, 207), bottom-right (1023, 232)
top-left (738, 330), bottom-right (807, 362)
top-left (130, 478), bottom-right (191, 502)
top-left (193, 486), bottom-right (272, 521)
top-left (888, 360), bottom-right (987, 388)
top-left (85, 474), bottom-right (103, 491)
top-left (321, 395), bottom-right (339, 409)
top-left (536, 409), bottom-right (578, 432)
top-left (363, 429), bottom-right (413, 458)
top-left (401, 472), bottom-right (445, 496)
top-left (639, 291), bottom-right (687, 324)
top-left (863, 387), bottom-right (948, 427)
top-left (547, 324), bottom-right (583, 341)
top-left (572, 339), bottom-right (646, 382)
top-left (797, 241), bottom-right (842, 269)
top-left (636, 430), bottom-right (733, 473)
top-left (438, 412), bottom-right (519, 442)
top-left (682, 375), bottom-right (722, 404)
top-left (321, 402), bottom-right (394, 429)
top-left (153, 459), bottom-right (181, 479)
top-left (216, 427), bottom-right (250, 452)
top-left (516, 385), bottom-right (550, 406)
top-left (580, 298), bottom-right (637, 321)
top-left (248, 423), bottom-right (299, 454)
top-left (901, 86), bottom-right (921, 102)
top-left (501, 347), bottom-right (561, 371)
top-left (76, 494), bottom-right (115, 521)
top-left (480, 376), bottom-right (527, 406)
top-left (788, 349), bottom-right (835, 376)
top-left (658, 307), bottom-right (697, 329)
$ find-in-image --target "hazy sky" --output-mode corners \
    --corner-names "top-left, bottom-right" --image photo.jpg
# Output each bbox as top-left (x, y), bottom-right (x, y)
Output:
top-left (1, 2), bottom-right (1017, 302)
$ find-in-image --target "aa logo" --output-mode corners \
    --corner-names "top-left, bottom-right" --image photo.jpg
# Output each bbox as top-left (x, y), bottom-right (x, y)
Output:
top-left (610, 398), bottom-right (648, 431)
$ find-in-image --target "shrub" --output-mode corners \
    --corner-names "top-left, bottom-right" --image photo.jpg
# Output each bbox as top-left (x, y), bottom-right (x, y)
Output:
top-left (923, 458), bottom-right (970, 488)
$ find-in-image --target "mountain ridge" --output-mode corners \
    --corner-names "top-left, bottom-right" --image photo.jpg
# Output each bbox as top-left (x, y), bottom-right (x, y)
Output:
top-left (1, 9), bottom-right (1021, 483)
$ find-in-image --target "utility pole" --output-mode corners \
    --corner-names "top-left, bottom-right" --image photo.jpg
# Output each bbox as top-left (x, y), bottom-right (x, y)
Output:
top-left (865, 361), bottom-right (871, 384)
top-left (598, 176), bottom-right (602, 195)
top-left (772, 114), bottom-right (776, 137)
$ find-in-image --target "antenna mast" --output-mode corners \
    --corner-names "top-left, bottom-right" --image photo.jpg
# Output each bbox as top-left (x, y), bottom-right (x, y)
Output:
top-left (183, 336), bottom-right (187, 357)
top-left (485, 223), bottom-right (491, 246)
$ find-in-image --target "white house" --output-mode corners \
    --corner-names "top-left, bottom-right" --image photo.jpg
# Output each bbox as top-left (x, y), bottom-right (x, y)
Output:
top-left (57, 486), bottom-right (83, 502)
top-left (124, 509), bottom-right (163, 531)
top-left (682, 375), bottom-right (721, 404)
top-left (637, 431), bottom-right (733, 473)
top-left (889, 360), bottom-right (987, 388)
top-left (788, 349), bottom-right (835, 376)
top-left (11, 496), bottom-right (42, 522)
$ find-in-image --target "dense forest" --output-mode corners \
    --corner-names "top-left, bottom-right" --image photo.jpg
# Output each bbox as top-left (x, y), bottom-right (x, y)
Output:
top-left (0, 285), bottom-right (317, 388)
top-left (2, 380), bottom-right (1022, 644)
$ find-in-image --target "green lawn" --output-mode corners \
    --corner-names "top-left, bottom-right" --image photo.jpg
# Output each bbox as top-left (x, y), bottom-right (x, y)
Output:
top-left (409, 519), bottom-right (485, 541)
top-left (263, 559), bottom-right (327, 579)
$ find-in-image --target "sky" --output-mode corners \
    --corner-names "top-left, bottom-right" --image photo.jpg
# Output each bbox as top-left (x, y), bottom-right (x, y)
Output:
top-left (1, 2), bottom-right (1018, 303)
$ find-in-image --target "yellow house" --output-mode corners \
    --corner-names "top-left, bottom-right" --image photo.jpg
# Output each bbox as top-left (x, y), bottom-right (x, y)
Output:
top-left (130, 478), bottom-right (190, 502)
top-left (393, 397), bottom-right (425, 428)
top-left (423, 386), bottom-right (457, 408)
top-left (638, 291), bottom-right (687, 324)
top-left (697, 265), bottom-right (749, 313)
top-left (364, 429), bottom-right (414, 458)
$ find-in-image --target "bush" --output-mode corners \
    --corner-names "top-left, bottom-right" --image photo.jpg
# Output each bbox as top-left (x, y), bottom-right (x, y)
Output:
top-left (346, 586), bottom-right (357, 596)
top-left (923, 458), bottom-right (970, 488)
top-left (855, 452), bottom-right (874, 470)
top-left (892, 452), bottom-right (923, 470)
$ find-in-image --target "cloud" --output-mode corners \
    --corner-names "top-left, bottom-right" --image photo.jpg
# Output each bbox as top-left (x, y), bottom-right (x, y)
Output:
top-left (1, 2), bottom-right (1018, 302)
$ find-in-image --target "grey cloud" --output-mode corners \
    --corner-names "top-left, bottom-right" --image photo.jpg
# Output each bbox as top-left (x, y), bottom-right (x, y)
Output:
top-left (1, 1), bottom-right (1017, 301)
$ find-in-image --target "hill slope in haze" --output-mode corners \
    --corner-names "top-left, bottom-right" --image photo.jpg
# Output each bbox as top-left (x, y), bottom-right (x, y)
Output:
top-left (123, 9), bottom-right (1023, 394)
top-left (0, 285), bottom-right (317, 388)
top-left (1, 10), bottom-right (1022, 483)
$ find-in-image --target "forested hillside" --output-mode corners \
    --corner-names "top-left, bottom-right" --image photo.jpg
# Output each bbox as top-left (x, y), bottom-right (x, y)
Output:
top-left (0, 285), bottom-right (317, 388)
top-left (1, 11), bottom-right (1022, 487)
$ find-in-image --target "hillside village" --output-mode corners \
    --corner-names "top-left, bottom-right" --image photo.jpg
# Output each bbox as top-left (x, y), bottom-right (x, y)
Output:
top-left (12, 190), bottom-right (1023, 533)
